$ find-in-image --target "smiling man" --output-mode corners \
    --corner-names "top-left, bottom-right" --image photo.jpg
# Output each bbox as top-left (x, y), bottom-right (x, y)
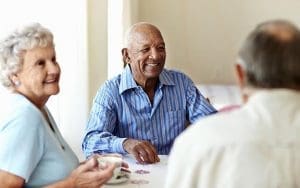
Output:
top-left (82, 22), bottom-right (217, 164)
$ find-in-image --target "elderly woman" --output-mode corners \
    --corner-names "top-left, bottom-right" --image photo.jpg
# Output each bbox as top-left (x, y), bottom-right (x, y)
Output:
top-left (0, 23), bottom-right (115, 187)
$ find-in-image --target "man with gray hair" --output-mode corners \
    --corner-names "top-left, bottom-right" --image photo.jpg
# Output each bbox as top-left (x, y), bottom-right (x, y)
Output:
top-left (82, 22), bottom-right (216, 164)
top-left (165, 20), bottom-right (300, 188)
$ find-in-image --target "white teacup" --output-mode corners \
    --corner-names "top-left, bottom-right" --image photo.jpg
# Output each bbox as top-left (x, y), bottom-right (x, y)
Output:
top-left (97, 154), bottom-right (123, 183)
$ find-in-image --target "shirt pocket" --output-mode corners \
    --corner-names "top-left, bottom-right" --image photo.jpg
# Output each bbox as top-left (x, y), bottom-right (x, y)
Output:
top-left (165, 109), bottom-right (186, 139)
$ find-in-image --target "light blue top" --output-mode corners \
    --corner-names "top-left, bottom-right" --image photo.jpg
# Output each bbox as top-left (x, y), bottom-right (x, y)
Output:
top-left (82, 65), bottom-right (217, 156)
top-left (0, 93), bottom-right (79, 187)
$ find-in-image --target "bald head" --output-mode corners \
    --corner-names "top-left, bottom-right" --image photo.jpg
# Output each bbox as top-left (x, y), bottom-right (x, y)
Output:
top-left (238, 20), bottom-right (300, 89)
top-left (256, 20), bottom-right (299, 42)
top-left (123, 22), bottom-right (164, 49)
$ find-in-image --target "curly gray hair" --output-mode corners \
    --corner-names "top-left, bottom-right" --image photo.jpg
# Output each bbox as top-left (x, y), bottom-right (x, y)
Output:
top-left (0, 23), bottom-right (54, 88)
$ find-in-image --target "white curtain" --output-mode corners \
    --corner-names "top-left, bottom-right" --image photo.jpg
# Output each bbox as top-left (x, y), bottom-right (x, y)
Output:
top-left (107, 0), bottom-right (139, 79)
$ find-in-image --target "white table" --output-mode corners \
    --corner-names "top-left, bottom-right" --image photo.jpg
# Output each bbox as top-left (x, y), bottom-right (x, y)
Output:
top-left (103, 155), bottom-right (168, 188)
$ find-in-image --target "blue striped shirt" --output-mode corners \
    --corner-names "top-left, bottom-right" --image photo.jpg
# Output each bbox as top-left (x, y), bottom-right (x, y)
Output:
top-left (82, 65), bottom-right (217, 156)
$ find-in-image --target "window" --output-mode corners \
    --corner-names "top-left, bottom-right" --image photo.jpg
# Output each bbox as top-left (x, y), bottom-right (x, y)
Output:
top-left (0, 0), bottom-right (87, 160)
top-left (108, 0), bottom-right (125, 79)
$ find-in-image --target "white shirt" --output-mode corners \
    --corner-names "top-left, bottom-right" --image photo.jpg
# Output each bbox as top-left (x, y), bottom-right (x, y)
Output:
top-left (165, 89), bottom-right (300, 188)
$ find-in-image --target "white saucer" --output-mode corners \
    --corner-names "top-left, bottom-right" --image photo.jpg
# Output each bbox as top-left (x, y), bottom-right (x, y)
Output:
top-left (106, 171), bottom-right (130, 184)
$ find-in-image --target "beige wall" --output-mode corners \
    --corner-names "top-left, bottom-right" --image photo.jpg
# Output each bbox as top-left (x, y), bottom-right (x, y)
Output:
top-left (88, 0), bottom-right (300, 105)
top-left (137, 0), bottom-right (300, 85)
top-left (87, 0), bottom-right (108, 106)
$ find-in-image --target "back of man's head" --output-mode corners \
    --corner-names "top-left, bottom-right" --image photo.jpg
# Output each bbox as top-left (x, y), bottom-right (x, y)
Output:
top-left (238, 20), bottom-right (300, 90)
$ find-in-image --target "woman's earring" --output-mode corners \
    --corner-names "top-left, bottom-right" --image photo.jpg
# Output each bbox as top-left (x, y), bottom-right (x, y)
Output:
top-left (14, 80), bottom-right (21, 87)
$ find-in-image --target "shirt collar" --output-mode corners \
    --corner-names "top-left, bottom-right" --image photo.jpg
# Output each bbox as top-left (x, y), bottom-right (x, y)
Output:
top-left (119, 65), bottom-right (175, 94)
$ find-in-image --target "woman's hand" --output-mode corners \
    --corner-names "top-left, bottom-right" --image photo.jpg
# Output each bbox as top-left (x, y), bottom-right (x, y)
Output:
top-left (68, 156), bottom-right (115, 188)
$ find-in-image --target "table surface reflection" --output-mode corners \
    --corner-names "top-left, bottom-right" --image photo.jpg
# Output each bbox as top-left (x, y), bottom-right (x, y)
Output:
top-left (103, 155), bottom-right (168, 188)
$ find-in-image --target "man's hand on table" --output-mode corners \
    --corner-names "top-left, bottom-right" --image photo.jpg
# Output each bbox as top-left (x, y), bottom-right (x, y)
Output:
top-left (123, 138), bottom-right (160, 164)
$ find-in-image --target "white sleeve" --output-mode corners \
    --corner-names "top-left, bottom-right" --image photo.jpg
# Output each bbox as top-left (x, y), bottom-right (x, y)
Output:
top-left (164, 133), bottom-right (201, 188)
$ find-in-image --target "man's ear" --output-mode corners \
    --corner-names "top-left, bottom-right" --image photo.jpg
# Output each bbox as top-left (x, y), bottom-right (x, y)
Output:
top-left (235, 63), bottom-right (246, 89)
top-left (122, 48), bottom-right (130, 67)
top-left (235, 63), bottom-right (250, 103)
